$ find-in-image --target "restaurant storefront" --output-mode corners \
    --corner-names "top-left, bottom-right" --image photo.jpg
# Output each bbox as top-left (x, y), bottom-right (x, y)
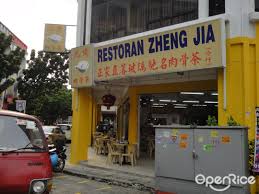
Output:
top-left (70, 16), bottom-right (224, 156)
top-left (70, 1), bottom-right (259, 192)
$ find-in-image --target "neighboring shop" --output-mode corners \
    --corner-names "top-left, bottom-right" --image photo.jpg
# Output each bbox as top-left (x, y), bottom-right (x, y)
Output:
top-left (70, 3), bottom-right (259, 193)
top-left (0, 21), bottom-right (27, 110)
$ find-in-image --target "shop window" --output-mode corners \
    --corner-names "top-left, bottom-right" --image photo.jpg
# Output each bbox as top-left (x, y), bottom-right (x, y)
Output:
top-left (91, 0), bottom-right (198, 43)
top-left (91, 0), bottom-right (127, 43)
top-left (256, 0), bottom-right (259, 12)
top-left (146, 0), bottom-right (198, 31)
top-left (209, 0), bottom-right (225, 16)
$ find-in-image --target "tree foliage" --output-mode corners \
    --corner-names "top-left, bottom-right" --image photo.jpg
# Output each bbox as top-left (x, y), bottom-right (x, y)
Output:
top-left (18, 50), bottom-right (71, 123)
top-left (0, 32), bottom-right (25, 93)
top-left (40, 88), bottom-right (72, 124)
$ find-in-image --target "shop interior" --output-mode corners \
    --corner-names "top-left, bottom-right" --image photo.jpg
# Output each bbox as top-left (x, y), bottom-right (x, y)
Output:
top-left (139, 91), bottom-right (218, 157)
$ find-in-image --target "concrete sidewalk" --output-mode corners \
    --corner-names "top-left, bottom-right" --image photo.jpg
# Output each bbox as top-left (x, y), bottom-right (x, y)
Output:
top-left (64, 162), bottom-right (155, 193)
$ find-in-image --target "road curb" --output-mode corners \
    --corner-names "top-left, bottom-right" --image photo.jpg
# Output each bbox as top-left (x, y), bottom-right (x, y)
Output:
top-left (63, 168), bottom-right (155, 193)
top-left (79, 162), bottom-right (154, 179)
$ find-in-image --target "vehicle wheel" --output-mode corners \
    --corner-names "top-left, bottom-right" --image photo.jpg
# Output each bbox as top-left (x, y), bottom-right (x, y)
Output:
top-left (53, 158), bottom-right (65, 172)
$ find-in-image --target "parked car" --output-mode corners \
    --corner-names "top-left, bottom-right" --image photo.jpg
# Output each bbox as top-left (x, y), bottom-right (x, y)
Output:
top-left (42, 125), bottom-right (66, 144)
top-left (0, 110), bottom-right (52, 193)
top-left (57, 124), bottom-right (72, 142)
top-left (42, 125), bottom-right (56, 138)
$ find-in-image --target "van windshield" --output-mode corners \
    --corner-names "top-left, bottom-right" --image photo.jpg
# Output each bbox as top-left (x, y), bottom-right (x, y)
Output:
top-left (0, 115), bottom-right (46, 151)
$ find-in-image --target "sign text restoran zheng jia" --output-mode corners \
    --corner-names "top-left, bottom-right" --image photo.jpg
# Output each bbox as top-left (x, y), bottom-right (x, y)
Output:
top-left (97, 25), bottom-right (215, 62)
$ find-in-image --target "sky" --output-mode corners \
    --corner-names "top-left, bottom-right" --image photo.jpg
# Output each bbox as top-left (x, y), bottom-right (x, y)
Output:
top-left (0, 0), bottom-right (78, 54)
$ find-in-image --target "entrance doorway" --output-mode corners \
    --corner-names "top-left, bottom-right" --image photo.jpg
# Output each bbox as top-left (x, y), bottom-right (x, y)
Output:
top-left (138, 91), bottom-right (218, 158)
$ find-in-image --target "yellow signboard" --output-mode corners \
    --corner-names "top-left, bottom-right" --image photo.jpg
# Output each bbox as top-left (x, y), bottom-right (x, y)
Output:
top-left (43, 24), bottom-right (66, 52)
top-left (94, 19), bottom-right (224, 81)
top-left (69, 45), bottom-right (93, 88)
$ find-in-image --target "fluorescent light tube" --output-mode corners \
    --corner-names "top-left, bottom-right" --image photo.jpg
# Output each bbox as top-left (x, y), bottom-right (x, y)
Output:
top-left (159, 99), bottom-right (171, 102)
top-left (192, 104), bottom-right (207, 107)
top-left (182, 100), bottom-right (199, 103)
top-left (180, 92), bottom-right (204, 95)
top-left (174, 106), bottom-right (187, 109)
top-left (174, 104), bottom-right (187, 106)
top-left (204, 101), bottom-right (218, 104)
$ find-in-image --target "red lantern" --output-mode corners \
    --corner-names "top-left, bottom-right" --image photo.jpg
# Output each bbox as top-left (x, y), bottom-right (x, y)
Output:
top-left (102, 94), bottom-right (116, 109)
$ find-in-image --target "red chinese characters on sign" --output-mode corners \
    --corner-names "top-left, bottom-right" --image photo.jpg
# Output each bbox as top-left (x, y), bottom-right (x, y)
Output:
top-left (105, 66), bottom-right (111, 78)
top-left (205, 47), bottom-right (212, 65)
top-left (128, 63), bottom-right (136, 74)
top-left (96, 49), bottom-right (214, 80)
top-left (121, 64), bottom-right (127, 76)
top-left (180, 53), bottom-right (188, 67)
top-left (190, 52), bottom-right (201, 65)
top-left (97, 68), bottom-right (103, 78)
top-left (148, 59), bottom-right (158, 71)
top-left (169, 55), bottom-right (178, 68)
top-left (74, 76), bottom-right (89, 86)
top-left (112, 65), bottom-right (119, 76)
top-left (72, 48), bottom-right (88, 60)
top-left (160, 58), bottom-right (167, 70)
top-left (79, 76), bottom-right (84, 84)
top-left (137, 61), bottom-right (146, 72)
top-left (82, 47), bottom-right (88, 57)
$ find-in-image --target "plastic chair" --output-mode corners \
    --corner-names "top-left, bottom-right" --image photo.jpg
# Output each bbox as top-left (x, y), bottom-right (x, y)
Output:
top-left (120, 144), bottom-right (137, 166)
top-left (106, 143), bottom-right (121, 165)
top-left (94, 138), bottom-right (102, 154)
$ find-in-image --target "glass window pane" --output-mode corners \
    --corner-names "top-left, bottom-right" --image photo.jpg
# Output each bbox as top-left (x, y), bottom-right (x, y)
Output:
top-left (256, 0), bottom-right (259, 12)
top-left (0, 116), bottom-right (45, 150)
top-left (91, 0), bottom-right (198, 43)
top-left (209, 0), bottom-right (225, 16)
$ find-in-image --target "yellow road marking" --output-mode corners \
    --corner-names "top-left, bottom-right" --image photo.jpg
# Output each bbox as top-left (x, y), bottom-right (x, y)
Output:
top-left (56, 175), bottom-right (67, 179)
top-left (75, 193), bottom-right (81, 194)
top-left (95, 186), bottom-right (112, 191)
top-left (78, 180), bottom-right (90, 184)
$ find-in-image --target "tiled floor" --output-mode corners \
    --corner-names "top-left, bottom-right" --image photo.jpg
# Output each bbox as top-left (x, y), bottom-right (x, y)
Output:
top-left (85, 147), bottom-right (155, 177)
top-left (66, 145), bottom-right (155, 177)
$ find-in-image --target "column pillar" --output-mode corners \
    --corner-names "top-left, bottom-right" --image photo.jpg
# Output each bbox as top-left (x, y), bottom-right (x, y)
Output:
top-left (128, 87), bottom-right (138, 144)
top-left (198, 0), bottom-right (209, 19)
top-left (218, 37), bottom-right (256, 140)
top-left (70, 88), bottom-right (92, 164)
top-left (85, 0), bottom-right (92, 44)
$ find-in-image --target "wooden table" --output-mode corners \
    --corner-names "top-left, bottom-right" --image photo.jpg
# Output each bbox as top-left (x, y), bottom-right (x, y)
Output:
top-left (112, 142), bottom-right (128, 154)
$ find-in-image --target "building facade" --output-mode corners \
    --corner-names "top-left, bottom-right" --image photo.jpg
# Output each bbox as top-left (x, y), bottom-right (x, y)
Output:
top-left (0, 21), bottom-right (27, 109)
top-left (70, 1), bottom-right (259, 191)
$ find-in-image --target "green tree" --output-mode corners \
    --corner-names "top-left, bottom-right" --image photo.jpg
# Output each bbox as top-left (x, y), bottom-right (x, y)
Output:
top-left (0, 32), bottom-right (25, 93)
top-left (40, 88), bottom-right (72, 124)
top-left (18, 50), bottom-right (71, 123)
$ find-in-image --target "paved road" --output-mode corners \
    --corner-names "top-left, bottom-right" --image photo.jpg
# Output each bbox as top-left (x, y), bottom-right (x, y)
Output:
top-left (50, 173), bottom-right (151, 194)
